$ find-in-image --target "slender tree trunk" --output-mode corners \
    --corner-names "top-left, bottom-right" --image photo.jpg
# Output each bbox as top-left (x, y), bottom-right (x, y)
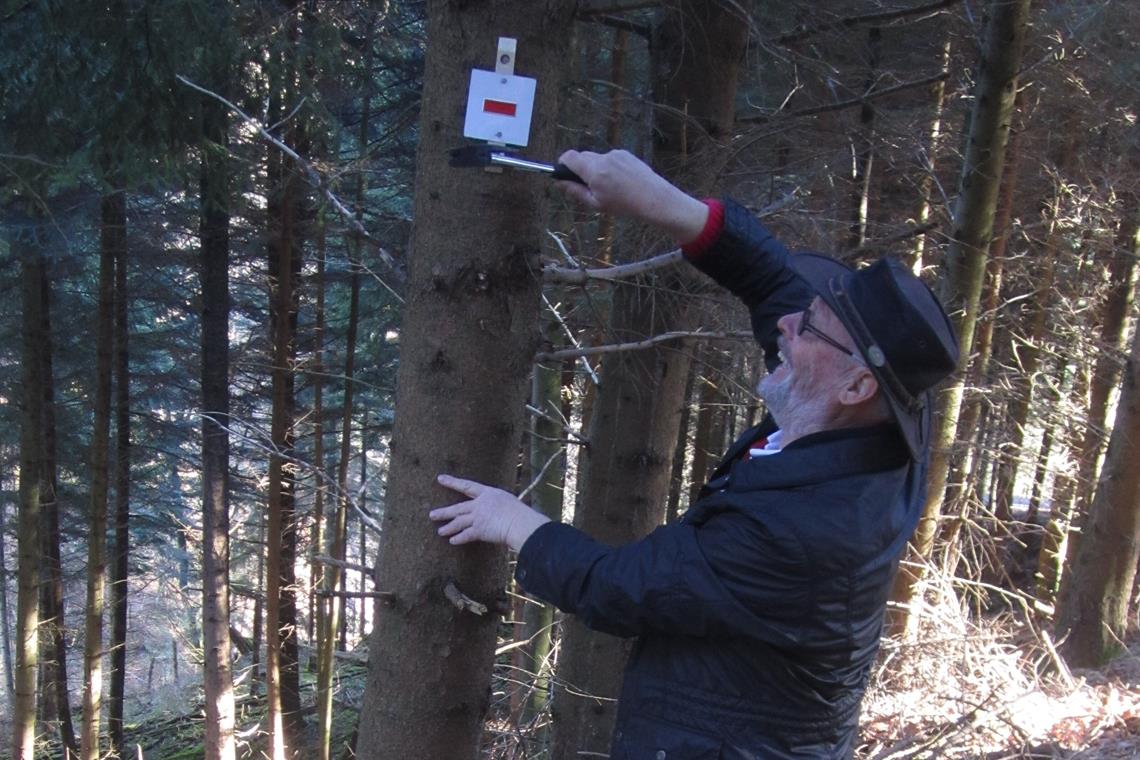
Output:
top-left (1055, 289), bottom-right (1140, 666)
top-left (36, 253), bottom-right (78, 757)
top-left (318, 179), bottom-right (363, 760)
top-left (108, 211), bottom-right (132, 755)
top-left (889, 0), bottom-right (1031, 633)
top-left (909, 35), bottom-right (952, 270)
top-left (520, 340), bottom-right (568, 737)
top-left (847, 26), bottom-right (881, 251)
top-left (1, 491), bottom-right (13, 706)
top-left (13, 223), bottom-right (45, 760)
top-left (199, 75), bottom-right (237, 760)
top-left (354, 4), bottom-right (576, 757)
top-left (266, 136), bottom-right (306, 759)
top-left (310, 218), bottom-right (327, 651)
top-left (952, 102), bottom-right (1024, 500)
top-left (81, 191), bottom-right (123, 760)
top-left (1065, 202), bottom-right (1139, 558)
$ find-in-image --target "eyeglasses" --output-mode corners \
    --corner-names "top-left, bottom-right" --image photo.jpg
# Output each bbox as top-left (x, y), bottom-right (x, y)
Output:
top-left (798, 306), bottom-right (860, 361)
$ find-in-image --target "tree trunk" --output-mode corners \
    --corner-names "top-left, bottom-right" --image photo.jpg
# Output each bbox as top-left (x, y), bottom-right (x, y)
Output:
top-left (265, 120), bottom-right (306, 759)
top-left (81, 191), bottom-right (123, 760)
top-left (846, 26), bottom-right (881, 251)
top-left (35, 252), bottom-right (78, 757)
top-left (1055, 286), bottom-right (1140, 666)
top-left (889, 0), bottom-right (1031, 633)
top-left (1065, 201), bottom-right (1139, 559)
top-left (318, 163), bottom-right (364, 760)
top-left (1, 488), bottom-right (13, 705)
top-left (519, 334), bottom-right (569, 736)
top-left (310, 219), bottom-right (326, 651)
top-left (550, 4), bottom-right (747, 757)
top-left (909, 35), bottom-right (952, 270)
top-left (108, 207), bottom-right (132, 756)
top-left (13, 222), bottom-right (45, 760)
top-left (199, 73), bottom-right (237, 760)
top-left (353, 3), bottom-right (576, 757)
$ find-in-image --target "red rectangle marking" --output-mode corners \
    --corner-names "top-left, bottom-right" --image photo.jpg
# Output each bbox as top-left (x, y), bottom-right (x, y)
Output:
top-left (483, 99), bottom-right (517, 117)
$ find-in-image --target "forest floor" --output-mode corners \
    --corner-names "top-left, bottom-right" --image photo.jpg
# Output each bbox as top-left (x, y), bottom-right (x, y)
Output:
top-left (7, 605), bottom-right (1138, 759)
top-left (853, 586), bottom-right (1140, 759)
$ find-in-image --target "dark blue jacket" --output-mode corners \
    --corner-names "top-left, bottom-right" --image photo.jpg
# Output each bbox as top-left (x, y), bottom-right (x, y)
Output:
top-left (516, 201), bottom-right (926, 758)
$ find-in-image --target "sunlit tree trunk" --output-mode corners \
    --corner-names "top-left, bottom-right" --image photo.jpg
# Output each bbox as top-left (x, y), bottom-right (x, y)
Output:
top-left (889, 0), bottom-right (1031, 634)
top-left (1055, 288), bottom-right (1140, 666)
top-left (35, 254), bottom-right (78, 757)
top-left (108, 210), bottom-right (132, 756)
top-left (81, 190), bottom-right (123, 760)
top-left (909, 34), bottom-right (952, 271)
top-left (13, 223), bottom-right (45, 760)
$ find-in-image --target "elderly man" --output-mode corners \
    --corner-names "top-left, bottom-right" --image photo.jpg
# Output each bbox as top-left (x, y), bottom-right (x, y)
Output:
top-left (429, 150), bottom-right (958, 759)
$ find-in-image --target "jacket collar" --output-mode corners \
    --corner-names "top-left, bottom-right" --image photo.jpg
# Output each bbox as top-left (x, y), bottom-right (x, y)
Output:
top-left (703, 423), bottom-right (908, 496)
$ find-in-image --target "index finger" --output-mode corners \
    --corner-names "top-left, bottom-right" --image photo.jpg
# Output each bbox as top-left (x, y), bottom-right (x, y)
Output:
top-left (437, 474), bottom-right (487, 498)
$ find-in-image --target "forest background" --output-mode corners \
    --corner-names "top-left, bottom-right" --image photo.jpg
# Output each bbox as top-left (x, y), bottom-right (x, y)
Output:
top-left (2, 0), bottom-right (1140, 758)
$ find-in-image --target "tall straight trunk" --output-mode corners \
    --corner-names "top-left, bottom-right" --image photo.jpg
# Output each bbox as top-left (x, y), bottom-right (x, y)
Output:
top-left (992, 126), bottom-right (1078, 522)
top-left (318, 198), bottom-right (362, 760)
top-left (991, 237), bottom-right (1057, 522)
top-left (199, 76), bottom-right (237, 760)
top-left (551, 5), bottom-right (747, 758)
top-left (952, 101), bottom-right (1024, 498)
top-left (1065, 203), bottom-right (1139, 557)
top-left (310, 220), bottom-right (326, 650)
top-left (354, 4), bottom-right (575, 757)
top-left (81, 191), bottom-right (123, 760)
top-left (13, 225), bottom-right (45, 760)
top-left (266, 134), bottom-right (305, 759)
top-left (1055, 288), bottom-right (1140, 666)
top-left (1, 488), bottom-right (13, 705)
top-left (890, 0), bottom-right (1031, 632)
top-left (358, 449), bottom-right (368, 640)
top-left (666, 363), bottom-right (697, 520)
top-left (36, 254), bottom-right (78, 756)
top-left (847, 26), bottom-right (881, 251)
top-left (520, 339), bottom-right (568, 733)
top-left (108, 210), bottom-right (132, 756)
top-left (909, 35), bottom-right (952, 270)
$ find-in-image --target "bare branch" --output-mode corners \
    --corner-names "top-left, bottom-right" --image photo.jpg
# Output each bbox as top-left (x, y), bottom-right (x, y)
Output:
top-left (537, 330), bottom-right (753, 362)
top-left (518, 445), bottom-right (567, 501)
top-left (176, 75), bottom-right (405, 297)
top-left (544, 249), bottom-right (685, 284)
top-left (525, 404), bottom-right (589, 447)
top-left (739, 72), bottom-right (950, 124)
top-left (444, 580), bottom-right (489, 616)
top-left (774, 0), bottom-right (962, 45)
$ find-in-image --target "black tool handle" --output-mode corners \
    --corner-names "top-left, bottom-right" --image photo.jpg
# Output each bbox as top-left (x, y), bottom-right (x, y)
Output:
top-left (550, 163), bottom-right (586, 185)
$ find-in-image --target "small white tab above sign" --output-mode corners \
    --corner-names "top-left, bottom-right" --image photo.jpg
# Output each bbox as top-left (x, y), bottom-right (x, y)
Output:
top-left (463, 69), bottom-right (536, 147)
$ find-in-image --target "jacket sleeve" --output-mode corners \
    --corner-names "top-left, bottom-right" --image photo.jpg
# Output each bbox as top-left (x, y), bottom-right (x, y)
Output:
top-left (515, 513), bottom-right (811, 643)
top-left (686, 200), bottom-right (814, 370)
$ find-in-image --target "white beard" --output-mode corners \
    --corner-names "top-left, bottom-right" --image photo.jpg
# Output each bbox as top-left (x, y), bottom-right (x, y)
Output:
top-left (757, 362), bottom-right (830, 435)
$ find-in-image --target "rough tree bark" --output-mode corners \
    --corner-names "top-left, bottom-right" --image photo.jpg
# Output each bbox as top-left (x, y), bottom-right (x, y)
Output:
top-left (353, 3), bottom-right (576, 757)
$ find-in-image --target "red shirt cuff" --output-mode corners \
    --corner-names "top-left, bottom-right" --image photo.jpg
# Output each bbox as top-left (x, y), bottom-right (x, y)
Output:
top-left (681, 199), bottom-right (725, 260)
